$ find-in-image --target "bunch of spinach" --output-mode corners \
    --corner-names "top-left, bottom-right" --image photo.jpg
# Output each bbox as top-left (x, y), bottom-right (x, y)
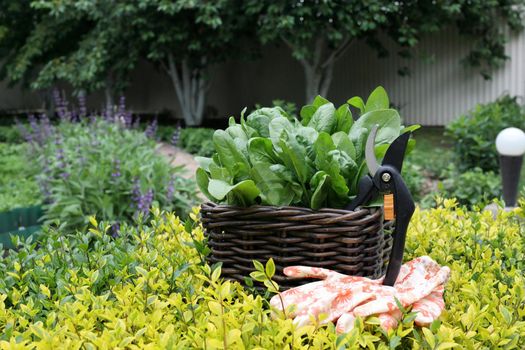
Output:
top-left (197, 87), bottom-right (417, 209)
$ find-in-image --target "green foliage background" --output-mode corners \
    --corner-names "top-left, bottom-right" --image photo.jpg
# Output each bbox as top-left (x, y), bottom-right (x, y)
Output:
top-left (446, 95), bottom-right (525, 173)
top-left (0, 143), bottom-right (41, 212)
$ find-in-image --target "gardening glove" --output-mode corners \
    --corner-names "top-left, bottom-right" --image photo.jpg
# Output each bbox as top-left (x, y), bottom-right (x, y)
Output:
top-left (269, 256), bottom-right (450, 333)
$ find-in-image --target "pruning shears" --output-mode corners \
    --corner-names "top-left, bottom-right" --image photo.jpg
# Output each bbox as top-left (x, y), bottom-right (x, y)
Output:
top-left (346, 125), bottom-right (415, 286)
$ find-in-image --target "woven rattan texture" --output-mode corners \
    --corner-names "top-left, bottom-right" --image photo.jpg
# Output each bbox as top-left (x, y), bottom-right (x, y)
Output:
top-left (201, 202), bottom-right (393, 290)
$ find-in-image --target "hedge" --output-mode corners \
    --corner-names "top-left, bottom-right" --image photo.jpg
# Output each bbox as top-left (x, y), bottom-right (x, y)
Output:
top-left (0, 201), bottom-right (524, 349)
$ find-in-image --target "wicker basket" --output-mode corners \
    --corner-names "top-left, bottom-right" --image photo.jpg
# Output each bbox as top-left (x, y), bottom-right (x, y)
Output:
top-left (201, 202), bottom-right (394, 290)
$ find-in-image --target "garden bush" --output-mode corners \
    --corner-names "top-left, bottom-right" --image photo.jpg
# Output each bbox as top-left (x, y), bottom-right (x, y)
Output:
top-left (179, 127), bottom-right (215, 157)
top-left (157, 125), bottom-right (215, 157)
top-left (0, 126), bottom-right (22, 144)
top-left (26, 117), bottom-right (197, 230)
top-left (446, 95), bottom-right (525, 172)
top-left (421, 166), bottom-right (501, 209)
top-left (0, 143), bottom-right (41, 211)
top-left (0, 202), bottom-right (523, 348)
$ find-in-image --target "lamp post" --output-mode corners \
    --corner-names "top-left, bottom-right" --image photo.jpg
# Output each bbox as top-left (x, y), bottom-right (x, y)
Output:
top-left (495, 127), bottom-right (525, 208)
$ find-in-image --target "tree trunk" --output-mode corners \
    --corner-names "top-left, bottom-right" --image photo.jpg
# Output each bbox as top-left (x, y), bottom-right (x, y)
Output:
top-left (165, 54), bottom-right (208, 126)
top-left (303, 60), bottom-right (335, 103)
top-left (291, 36), bottom-right (352, 104)
top-left (104, 74), bottom-right (114, 108)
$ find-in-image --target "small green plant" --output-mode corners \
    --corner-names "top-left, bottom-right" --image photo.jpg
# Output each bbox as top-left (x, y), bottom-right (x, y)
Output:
top-left (446, 95), bottom-right (525, 172)
top-left (0, 143), bottom-right (41, 211)
top-left (197, 87), bottom-right (417, 209)
top-left (0, 126), bottom-right (22, 144)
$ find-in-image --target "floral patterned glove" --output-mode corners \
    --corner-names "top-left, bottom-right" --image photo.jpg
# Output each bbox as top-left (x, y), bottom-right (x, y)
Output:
top-left (269, 256), bottom-right (450, 333)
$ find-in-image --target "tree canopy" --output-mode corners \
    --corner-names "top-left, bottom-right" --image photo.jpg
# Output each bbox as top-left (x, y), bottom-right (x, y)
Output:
top-left (246, 0), bottom-right (525, 102)
top-left (0, 0), bottom-right (523, 122)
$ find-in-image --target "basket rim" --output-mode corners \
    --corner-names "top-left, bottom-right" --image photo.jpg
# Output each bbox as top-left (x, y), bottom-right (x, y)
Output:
top-left (200, 201), bottom-right (381, 214)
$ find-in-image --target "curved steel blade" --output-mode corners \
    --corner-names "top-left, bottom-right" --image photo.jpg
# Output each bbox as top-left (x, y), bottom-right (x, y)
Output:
top-left (382, 131), bottom-right (411, 173)
top-left (365, 124), bottom-right (380, 176)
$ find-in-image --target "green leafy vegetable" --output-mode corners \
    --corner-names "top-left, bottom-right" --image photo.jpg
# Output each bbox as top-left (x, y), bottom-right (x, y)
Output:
top-left (197, 87), bottom-right (417, 208)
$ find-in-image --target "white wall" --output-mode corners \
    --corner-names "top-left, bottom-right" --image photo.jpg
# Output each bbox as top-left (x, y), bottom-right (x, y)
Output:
top-left (1, 28), bottom-right (524, 126)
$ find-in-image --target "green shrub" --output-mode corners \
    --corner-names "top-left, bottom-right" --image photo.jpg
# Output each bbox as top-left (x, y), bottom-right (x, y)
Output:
top-left (0, 143), bottom-right (41, 211)
top-left (180, 127), bottom-right (215, 157)
top-left (446, 95), bottom-right (525, 172)
top-left (0, 204), bottom-right (523, 348)
top-left (0, 126), bottom-right (22, 144)
top-left (198, 87), bottom-right (417, 209)
top-left (402, 160), bottom-right (425, 202)
top-left (157, 125), bottom-right (215, 157)
top-left (31, 118), bottom-right (197, 230)
top-left (156, 124), bottom-right (175, 142)
top-left (434, 166), bottom-right (501, 209)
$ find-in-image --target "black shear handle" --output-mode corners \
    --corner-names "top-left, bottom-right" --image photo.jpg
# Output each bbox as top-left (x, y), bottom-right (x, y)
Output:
top-left (381, 167), bottom-right (415, 286)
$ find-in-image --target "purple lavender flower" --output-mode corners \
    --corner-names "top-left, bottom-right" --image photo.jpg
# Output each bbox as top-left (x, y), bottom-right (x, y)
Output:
top-left (78, 93), bottom-right (87, 117)
top-left (28, 114), bottom-right (38, 131)
top-left (132, 178), bottom-right (141, 205)
top-left (39, 114), bottom-right (52, 139)
top-left (171, 124), bottom-right (181, 147)
top-left (55, 136), bottom-right (66, 168)
top-left (53, 89), bottom-right (68, 121)
top-left (139, 189), bottom-right (154, 217)
top-left (133, 184), bottom-right (154, 219)
top-left (60, 172), bottom-right (70, 179)
top-left (110, 222), bottom-right (120, 238)
top-left (144, 119), bottom-right (158, 139)
top-left (15, 118), bottom-right (32, 142)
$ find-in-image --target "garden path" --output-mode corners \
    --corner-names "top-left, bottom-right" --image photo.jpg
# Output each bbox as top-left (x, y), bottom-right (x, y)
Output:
top-left (156, 142), bottom-right (199, 179)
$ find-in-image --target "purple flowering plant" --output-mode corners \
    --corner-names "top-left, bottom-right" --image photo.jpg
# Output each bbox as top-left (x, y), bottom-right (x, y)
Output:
top-left (27, 93), bottom-right (197, 230)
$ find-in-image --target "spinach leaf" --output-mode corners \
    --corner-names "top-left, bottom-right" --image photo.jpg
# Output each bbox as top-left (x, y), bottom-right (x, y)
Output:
top-left (195, 156), bottom-right (212, 172)
top-left (349, 109), bottom-right (401, 145)
top-left (364, 86), bottom-right (389, 112)
top-left (334, 104), bottom-right (353, 133)
top-left (300, 95), bottom-right (330, 125)
top-left (208, 179), bottom-right (260, 206)
top-left (332, 131), bottom-right (356, 159)
top-left (278, 131), bottom-right (315, 185)
top-left (213, 130), bottom-right (250, 179)
top-left (307, 102), bottom-right (336, 133)
top-left (248, 137), bottom-right (280, 164)
top-left (313, 133), bottom-right (349, 198)
top-left (310, 171), bottom-right (329, 209)
top-left (269, 117), bottom-right (294, 148)
top-left (209, 162), bottom-right (232, 182)
top-left (347, 96), bottom-right (365, 113)
top-left (246, 107), bottom-right (287, 137)
top-left (196, 168), bottom-right (215, 201)
top-left (251, 163), bottom-right (302, 206)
